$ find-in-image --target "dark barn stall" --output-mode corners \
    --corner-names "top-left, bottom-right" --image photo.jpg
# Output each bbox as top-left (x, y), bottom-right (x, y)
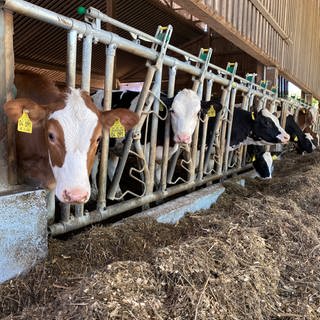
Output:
top-left (1, 0), bottom-right (320, 318)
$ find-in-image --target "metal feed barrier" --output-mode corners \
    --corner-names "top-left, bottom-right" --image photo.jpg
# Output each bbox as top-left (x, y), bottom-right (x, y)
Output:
top-left (1, 0), bottom-right (318, 236)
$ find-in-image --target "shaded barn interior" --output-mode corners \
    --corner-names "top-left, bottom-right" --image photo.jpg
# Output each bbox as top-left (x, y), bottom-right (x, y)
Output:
top-left (13, 0), bottom-right (265, 91)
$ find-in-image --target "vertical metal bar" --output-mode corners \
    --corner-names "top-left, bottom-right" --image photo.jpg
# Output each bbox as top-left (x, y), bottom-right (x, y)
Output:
top-left (167, 146), bottom-right (181, 183)
top-left (0, 8), bottom-right (16, 188)
top-left (107, 65), bottom-right (157, 199)
top-left (66, 29), bottom-right (77, 88)
top-left (146, 68), bottom-right (162, 194)
top-left (223, 87), bottom-right (237, 173)
top-left (60, 203), bottom-right (70, 222)
top-left (189, 107), bottom-right (200, 182)
top-left (62, 30), bottom-right (77, 220)
top-left (215, 88), bottom-right (229, 175)
top-left (198, 78), bottom-right (213, 180)
top-left (98, 43), bottom-right (116, 209)
top-left (74, 204), bottom-right (83, 218)
top-left (73, 33), bottom-right (93, 216)
top-left (81, 34), bottom-right (93, 91)
top-left (161, 65), bottom-right (176, 192)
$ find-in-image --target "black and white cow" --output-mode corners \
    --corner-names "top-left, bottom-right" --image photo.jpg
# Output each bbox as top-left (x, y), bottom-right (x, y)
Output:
top-left (246, 145), bottom-right (274, 179)
top-left (92, 89), bottom-right (140, 111)
top-left (230, 107), bottom-right (290, 149)
top-left (284, 114), bottom-right (316, 154)
top-left (201, 105), bottom-right (288, 177)
top-left (90, 88), bottom-right (222, 195)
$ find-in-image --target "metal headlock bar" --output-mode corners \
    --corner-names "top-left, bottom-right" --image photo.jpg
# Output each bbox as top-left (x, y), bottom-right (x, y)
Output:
top-left (1, 0), bottom-right (318, 236)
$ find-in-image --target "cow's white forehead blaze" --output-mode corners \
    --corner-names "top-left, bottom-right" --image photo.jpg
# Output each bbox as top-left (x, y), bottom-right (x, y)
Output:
top-left (261, 108), bottom-right (289, 142)
top-left (261, 108), bottom-right (281, 127)
top-left (171, 89), bottom-right (201, 143)
top-left (48, 88), bottom-right (99, 202)
top-left (307, 106), bottom-right (318, 125)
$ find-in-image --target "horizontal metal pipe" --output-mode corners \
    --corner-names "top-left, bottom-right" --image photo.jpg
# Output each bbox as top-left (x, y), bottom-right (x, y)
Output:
top-left (4, 0), bottom-right (277, 96)
top-left (48, 164), bottom-right (252, 236)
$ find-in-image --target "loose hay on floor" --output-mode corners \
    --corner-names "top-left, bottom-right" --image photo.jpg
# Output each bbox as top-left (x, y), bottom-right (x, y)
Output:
top-left (1, 150), bottom-right (320, 319)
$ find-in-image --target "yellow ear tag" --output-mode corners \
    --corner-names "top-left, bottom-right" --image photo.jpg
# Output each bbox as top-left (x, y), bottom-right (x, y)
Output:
top-left (110, 119), bottom-right (126, 138)
top-left (17, 110), bottom-right (32, 134)
top-left (251, 112), bottom-right (255, 120)
top-left (251, 155), bottom-right (256, 162)
top-left (159, 102), bottom-right (164, 112)
top-left (294, 136), bottom-right (298, 142)
top-left (207, 105), bottom-right (216, 117)
top-left (272, 155), bottom-right (278, 160)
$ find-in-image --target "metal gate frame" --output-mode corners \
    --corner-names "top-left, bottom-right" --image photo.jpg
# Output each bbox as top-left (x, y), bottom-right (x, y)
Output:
top-left (0, 0), bottom-right (318, 236)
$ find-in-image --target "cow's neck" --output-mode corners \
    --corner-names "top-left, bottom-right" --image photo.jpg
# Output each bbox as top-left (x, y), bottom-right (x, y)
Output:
top-left (230, 109), bottom-right (255, 148)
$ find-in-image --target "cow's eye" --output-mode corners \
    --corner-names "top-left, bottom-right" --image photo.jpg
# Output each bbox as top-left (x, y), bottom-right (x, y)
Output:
top-left (96, 136), bottom-right (102, 143)
top-left (266, 120), bottom-right (273, 127)
top-left (48, 132), bottom-right (55, 143)
top-left (170, 109), bottom-right (175, 114)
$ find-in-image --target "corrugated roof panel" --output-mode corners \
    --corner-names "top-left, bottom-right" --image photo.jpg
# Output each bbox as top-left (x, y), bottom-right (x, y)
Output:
top-left (13, 0), bottom-right (204, 83)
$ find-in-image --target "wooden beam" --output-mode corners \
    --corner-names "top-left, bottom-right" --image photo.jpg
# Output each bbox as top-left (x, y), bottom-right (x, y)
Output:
top-left (249, 0), bottom-right (290, 42)
top-left (174, 0), bottom-right (320, 100)
top-left (174, 0), bottom-right (274, 66)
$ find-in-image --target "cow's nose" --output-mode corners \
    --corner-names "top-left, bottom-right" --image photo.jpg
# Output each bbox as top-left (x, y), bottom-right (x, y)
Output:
top-left (63, 188), bottom-right (89, 204)
top-left (175, 133), bottom-right (191, 144)
top-left (278, 132), bottom-right (290, 144)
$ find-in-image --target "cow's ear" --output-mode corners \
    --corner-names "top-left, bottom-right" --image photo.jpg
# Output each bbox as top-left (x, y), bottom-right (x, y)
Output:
top-left (200, 99), bottom-right (222, 114)
top-left (3, 98), bottom-right (47, 126)
top-left (101, 108), bottom-right (140, 131)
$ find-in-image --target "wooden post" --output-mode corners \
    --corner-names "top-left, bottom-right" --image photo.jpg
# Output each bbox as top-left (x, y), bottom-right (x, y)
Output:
top-left (0, 8), bottom-right (16, 190)
top-left (302, 92), bottom-right (312, 105)
top-left (266, 66), bottom-right (278, 91)
top-left (256, 62), bottom-right (264, 84)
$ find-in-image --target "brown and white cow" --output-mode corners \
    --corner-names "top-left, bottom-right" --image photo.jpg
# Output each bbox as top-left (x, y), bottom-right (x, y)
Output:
top-left (3, 71), bottom-right (139, 204)
top-left (297, 106), bottom-right (319, 147)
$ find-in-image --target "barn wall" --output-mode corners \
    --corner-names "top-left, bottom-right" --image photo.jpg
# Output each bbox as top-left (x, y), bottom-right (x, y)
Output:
top-left (174, 0), bottom-right (320, 99)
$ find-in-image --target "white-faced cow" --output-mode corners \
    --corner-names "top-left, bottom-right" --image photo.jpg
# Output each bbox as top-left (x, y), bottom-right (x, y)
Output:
top-left (90, 88), bottom-right (222, 194)
top-left (3, 71), bottom-right (139, 204)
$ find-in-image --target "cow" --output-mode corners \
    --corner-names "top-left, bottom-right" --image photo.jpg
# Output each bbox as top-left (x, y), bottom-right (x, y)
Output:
top-left (3, 71), bottom-right (139, 204)
top-left (229, 107), bottom-right (290, 149)
top-left (202, 105), bottom-right (288, 176)
top-left (297, 106), bottom-right (317, 130)
top-left (297, 106), bottom-right (319, 147)
top-left (91, 89), bottom-right (140, 112)
top-left (284, 114), bottom-right (316, 153)
top-left (89, 88), bottom-right (222, 195)
top-left (246, 145), bottom-right (274, 179)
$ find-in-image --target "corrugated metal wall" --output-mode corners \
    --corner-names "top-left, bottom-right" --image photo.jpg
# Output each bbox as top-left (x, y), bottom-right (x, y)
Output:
top-left (174, 0), bottom-right (320, 99)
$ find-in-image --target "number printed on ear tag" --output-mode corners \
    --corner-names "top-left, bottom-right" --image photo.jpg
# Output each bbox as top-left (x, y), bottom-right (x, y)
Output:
top-left (17, 111), bottom-right (32, 134)
top-left (110, 119), bottom-right (126, 138)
